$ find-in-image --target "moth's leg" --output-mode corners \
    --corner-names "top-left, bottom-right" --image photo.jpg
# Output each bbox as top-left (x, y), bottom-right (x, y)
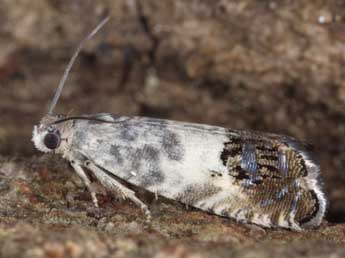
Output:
top-left (84, 160), bottom-right (151, 221)
top-left (70, 161), bottom-right (99, 207)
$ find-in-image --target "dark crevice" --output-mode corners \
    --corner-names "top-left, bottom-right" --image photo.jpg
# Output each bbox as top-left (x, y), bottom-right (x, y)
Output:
top-left (116, 0), bottom-right (160, 91)
top-left (326, 209), bottom-right (345, 223)
top-left (117, 45), bottom-right (139, 90)
top-left (135, 0), bottom-right (159, 68)
top-left (195, 77), bottom-right (231, 98)
top-left (138, 103), bottom-right (171, 118)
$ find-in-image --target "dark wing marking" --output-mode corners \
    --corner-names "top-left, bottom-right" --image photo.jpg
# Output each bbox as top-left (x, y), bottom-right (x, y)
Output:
top-left (220, 130), bottom-right (322, 227)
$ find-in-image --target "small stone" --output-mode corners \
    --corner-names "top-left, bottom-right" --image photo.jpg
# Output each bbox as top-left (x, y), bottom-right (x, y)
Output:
top-left (97, 217), bottom-right (108, 230)
top-left (127, 221), bottom-right (140, 233)
top-left (114, 238), bottom-right (138, 253)
top-left (64, 181), bottom-right (76, 190)
top-left (111, 214), bottom-right (124, 221)
top-left (318, 11), bottom-right (333, 24)
top-left (1, 241), bottom-right (20, 258)
top-left (245, 224), bottom-right (267, 238)
top-left (269, 1), bottom-right (277, 10)
top-left (145, 67), bottom-right (160, 93)
top-left (104, 222), bottom-right (115, 232)
top-left (65, 241), bottom-right (82, 258)
top-left (43, 242), bottom-right (65, 258)
top-left (154, 245), bottom-right (204, 258)
top-left (25, 247), bottom-right (45, 258)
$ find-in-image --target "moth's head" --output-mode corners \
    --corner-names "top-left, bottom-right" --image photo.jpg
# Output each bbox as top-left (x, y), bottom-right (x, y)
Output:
top-left (32, 114), bottom-right (66, 153)
top-left (32, 17), bottom-right (110, 153)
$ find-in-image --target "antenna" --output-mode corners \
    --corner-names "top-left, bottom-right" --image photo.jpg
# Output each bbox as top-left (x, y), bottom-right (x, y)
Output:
top-left (47, 16), bottom-right (110, 114)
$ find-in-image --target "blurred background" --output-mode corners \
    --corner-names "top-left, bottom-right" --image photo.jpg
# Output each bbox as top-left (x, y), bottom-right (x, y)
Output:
top-left (0, 0), bottom-right (345, 226)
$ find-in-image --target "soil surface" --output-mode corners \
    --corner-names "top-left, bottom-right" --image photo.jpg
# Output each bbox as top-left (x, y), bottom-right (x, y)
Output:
top-left (1, 1), bottom-right (345, 257)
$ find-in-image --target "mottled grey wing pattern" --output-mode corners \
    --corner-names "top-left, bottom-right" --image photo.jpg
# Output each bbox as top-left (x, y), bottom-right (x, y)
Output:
top-left (70, 114), bottom-right (324, 228)
top-left (219, 130), bottom-right (322, 226)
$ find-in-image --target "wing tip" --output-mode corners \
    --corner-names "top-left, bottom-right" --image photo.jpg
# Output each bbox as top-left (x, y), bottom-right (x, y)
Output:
top-left (301, 186), bottom-right (327, 228)
top-left (283, 137), bottom-right (327, 228)
top-left (299, 153), bottom-right (327, 228)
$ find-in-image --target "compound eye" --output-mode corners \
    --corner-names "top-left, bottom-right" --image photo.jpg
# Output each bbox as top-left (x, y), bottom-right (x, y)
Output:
top-left (43, 131), bottom-right (61, 150)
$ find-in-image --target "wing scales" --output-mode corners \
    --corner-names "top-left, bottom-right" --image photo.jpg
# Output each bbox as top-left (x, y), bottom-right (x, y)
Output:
top-left (220, 131), bottom-right (324, 228)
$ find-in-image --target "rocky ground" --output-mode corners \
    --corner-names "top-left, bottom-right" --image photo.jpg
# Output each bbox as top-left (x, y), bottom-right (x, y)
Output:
top-left (1, 1), bottom-right (345, 257)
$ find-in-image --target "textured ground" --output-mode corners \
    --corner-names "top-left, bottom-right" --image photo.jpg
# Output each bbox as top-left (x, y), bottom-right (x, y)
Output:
top-left (1, 1), bottom-right (345, 257)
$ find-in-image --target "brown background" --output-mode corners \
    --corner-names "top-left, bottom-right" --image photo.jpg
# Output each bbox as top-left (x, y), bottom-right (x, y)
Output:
top-left (0, 1), bottom-right (345, 257)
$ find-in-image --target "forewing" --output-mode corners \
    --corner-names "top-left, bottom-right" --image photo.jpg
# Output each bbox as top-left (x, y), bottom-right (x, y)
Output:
top-left (69, 114), bottom-right (325, 228)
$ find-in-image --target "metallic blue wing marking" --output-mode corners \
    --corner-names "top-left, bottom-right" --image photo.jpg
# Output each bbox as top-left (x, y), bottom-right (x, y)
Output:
top-left (278, 150), bottom-right (289, 177)
top-left (241, 143), bottom-right (258, 183)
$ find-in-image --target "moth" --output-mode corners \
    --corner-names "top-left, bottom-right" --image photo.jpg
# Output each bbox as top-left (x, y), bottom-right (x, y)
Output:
top-left (32, 17), bottom-right (327, 230)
